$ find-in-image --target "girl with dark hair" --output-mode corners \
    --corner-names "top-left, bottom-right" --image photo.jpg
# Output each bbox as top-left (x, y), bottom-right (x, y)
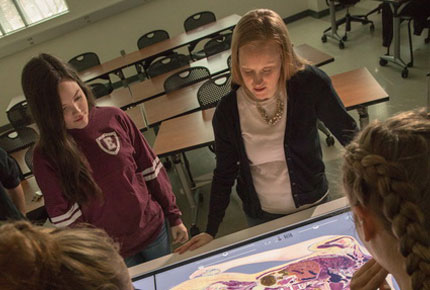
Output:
top-left (343, 109), bottom-right (430, 289)
top-left (21, 53), bottom-right (188, 266)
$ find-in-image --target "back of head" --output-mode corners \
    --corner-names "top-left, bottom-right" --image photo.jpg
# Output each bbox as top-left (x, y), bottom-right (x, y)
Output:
top-left (343, 109), bottom-right (430, 289)
top-left (0, 221), bottom-right (131, 290)
top-left (230, 9), bottom-right (305, 89)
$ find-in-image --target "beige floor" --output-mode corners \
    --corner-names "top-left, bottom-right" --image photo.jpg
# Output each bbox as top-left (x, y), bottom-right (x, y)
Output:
top-left (143, 1), bottom-right (430, 242)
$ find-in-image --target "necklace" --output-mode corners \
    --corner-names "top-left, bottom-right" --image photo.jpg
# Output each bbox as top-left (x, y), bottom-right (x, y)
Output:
top-left (255, 94), bottom-right (284, 126)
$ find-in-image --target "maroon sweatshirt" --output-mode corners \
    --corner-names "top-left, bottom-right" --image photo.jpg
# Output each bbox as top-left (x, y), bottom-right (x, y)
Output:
top-left (33, 106), bottom-right (182, 257)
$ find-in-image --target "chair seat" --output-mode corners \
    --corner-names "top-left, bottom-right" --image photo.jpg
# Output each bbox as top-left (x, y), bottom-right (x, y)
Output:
top-left (0, 127), bottom-right (38, 154)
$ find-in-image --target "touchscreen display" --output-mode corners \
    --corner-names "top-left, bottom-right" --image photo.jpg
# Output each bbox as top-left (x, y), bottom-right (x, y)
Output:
top-left (133, 210), bottom-right (399, 290)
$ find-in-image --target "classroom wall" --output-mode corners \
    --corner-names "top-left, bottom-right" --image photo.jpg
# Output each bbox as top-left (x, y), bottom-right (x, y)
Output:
top-left (0, 0), bottom-right (319, 126)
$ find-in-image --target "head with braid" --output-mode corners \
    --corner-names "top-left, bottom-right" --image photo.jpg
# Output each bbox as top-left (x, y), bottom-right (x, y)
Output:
top-left (343, 109), bottom-right (430, 290)
top-left (0, 221), bottom-right (133, 290)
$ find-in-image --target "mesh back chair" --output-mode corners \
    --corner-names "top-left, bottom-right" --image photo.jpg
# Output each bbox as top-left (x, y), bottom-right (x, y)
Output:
top-left (0, 100), bottom-right (38, 154)
top-left (68, 52), bottom-right (113, 91)
top-left (227, 55), bottom-right (232, 69)
top-left (146, 53), bottom-right (189, 79)
top-left (163, 66), bottom-right (211, 93)
top-left (197, 73), bottom-right (231, 109)
top-left (89, 83), bottom-right (111, 99)
top-left (184, 11), bottom-right (217, 60)
top-left (136, 30), bottom-right (171, 78)
top-left (137, 30), bottom-right (170, 49)
top-left (184, 11), bottom-right (216, 32)
top-left (203, 32), bottom-right (232, 58)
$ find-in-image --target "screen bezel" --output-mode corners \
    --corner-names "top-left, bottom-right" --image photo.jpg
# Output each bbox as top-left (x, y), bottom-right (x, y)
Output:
top-left (132, 205), bottom-right (352, 284)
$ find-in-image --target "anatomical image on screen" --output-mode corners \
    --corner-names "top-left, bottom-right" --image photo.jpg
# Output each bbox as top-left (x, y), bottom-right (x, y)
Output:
top-left (151, 211), bottom-right (400, 290)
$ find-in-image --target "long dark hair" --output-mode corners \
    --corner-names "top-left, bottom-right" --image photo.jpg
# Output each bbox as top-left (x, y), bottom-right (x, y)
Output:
top-left (21, 53), bottom-right (102, 204)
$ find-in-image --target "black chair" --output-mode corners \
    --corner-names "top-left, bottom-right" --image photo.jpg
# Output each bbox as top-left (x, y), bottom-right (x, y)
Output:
top-left (321, 0), bottom-right (375, 49)
top-left (24, 144), bottom-right (34, 173)
top-left (135, 30), bottom-right (171, 78)
top-left (0, 100), bottom-right (38, 154)
top-left (89, 83), bottom-right (111, 99)
top-left (227, 55), bottom-right (232, 69)
top-left (163, 66), bottom-right (211, 93)
top-left (203, 32), bottom-right (232, 58)
top-left (184, 11), bottom-right (217, 60)
top-left (146, 53), bottom-right (189, 79)
top-left (197, 73), bottom-right (231, 109)
top-left (68, 52), bottom-right (114, 92)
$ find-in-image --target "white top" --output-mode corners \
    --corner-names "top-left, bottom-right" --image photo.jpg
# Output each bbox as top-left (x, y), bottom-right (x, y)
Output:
top-left (236, 87), bottom-right (297, 214)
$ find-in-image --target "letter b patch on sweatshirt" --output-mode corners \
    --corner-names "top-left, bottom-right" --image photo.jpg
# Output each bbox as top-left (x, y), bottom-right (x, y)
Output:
top-left (96, 132), bottom-right (120, 155)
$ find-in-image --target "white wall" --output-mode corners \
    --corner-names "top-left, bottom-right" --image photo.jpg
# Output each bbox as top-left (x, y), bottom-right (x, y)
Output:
top-left (0, 0), bottom-right (318, 126)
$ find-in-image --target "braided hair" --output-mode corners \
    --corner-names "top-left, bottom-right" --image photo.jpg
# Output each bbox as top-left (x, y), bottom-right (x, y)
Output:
top-left (343, 109), bottom-right (430, 289)
top-left (0, 221), bottom-right (131, 290)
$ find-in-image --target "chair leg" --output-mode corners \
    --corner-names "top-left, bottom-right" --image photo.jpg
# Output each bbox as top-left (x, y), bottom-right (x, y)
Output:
top-left (407, 18), bottom-right (414, 67)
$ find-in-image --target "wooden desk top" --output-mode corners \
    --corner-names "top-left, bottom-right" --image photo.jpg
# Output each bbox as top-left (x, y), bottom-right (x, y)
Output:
top-left (125, 105), bottom-right (146, 131)
top-left (129, 50), bottom-right (231, 103)
top-left (294, 44), bottom-right (334, 67)
top-left (152, 67), bottom-right (389, 156)
top-left (144, 80), bottom-right (205, 126)
top-left (332, 67), bottom-right (389, 110)
top-left (79, 14), bottom-right (240, 82)
top-left (153, 108), bottom-right (215, 157)
top-left (95, 87), bottom-right (133, 109)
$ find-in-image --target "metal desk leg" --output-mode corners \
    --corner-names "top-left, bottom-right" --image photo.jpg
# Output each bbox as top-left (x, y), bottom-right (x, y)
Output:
top-left (322, 0), bottom-right (345, 49)
top-left (172, 154), bottom-right (200, 236)
top-left (357, 106), bottom-right (369, 129)
top-left (379, 3), bottom-right (409, 78)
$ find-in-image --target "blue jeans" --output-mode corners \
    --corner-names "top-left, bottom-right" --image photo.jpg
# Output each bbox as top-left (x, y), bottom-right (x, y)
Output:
top-left (125, 221), bottom-right (170, 267)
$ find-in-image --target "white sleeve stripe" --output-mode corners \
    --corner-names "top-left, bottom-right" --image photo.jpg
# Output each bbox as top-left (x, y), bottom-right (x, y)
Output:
top-left (141, 157), bottom-right (161, 175)
top-left (51, 209), bottom-right (83, 227)
top-left (143, 160), bottom-right (162, 181)
top-left (50, 202), bottom-right (80, 223)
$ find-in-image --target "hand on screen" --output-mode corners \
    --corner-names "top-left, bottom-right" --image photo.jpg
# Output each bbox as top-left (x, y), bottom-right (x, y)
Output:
top-left (350, 258), bottom-right (391, 290)
top-left (171, 223), bottom-right (189, 244)
top-left (174, 232), bottom-right (214, 255)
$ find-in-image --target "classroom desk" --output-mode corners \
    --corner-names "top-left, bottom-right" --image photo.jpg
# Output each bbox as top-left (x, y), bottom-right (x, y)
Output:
top-left (78, 14), bottom-right (241, 83)
top-left (146, 67), bottom-right (387, 129)
top-left (21, 176), bottom-right (46, 221)
top-left (129, 50), bottom-right (231, 104)
top-left (94, 86), bottom-right (134, 109)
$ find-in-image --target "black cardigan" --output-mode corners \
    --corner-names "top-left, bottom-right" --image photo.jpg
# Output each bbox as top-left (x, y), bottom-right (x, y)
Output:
top-left (206, 65), bottom-right (358, 237)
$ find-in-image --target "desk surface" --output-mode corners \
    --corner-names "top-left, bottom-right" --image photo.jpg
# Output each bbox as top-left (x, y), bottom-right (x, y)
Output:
top-left (152, 67), bottom-right (389, 157)
top-left (294, 43), bottom-right (334, 67)
top-left (331, 67), bottom-right (389, 110)
top-left (153, 108), bottom-right (215, 157)
top-left (78, 14), bottom-right (240, 82)
top-left (129, 50), bottom-right (231, 104)
top-left (95, 86), bottom-right (134, 109)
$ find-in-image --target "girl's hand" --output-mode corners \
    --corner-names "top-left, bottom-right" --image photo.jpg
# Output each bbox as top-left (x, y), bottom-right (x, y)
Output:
top-left (350, 258), bottom-right (391, 290)
top-left (171, 223), bottom-right (189, 244)
top-left (174, 232), bottom-right (214, 254)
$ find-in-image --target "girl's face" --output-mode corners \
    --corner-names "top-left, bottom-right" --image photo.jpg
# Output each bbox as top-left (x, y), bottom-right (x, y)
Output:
top-left (238, 40), bottom-right (282, 100)
top-left (58, 80), bottom-right (89, 129)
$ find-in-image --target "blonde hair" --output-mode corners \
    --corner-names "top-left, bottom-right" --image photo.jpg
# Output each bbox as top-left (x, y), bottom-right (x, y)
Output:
top-left (0, 221), bottom-right (131, 290)
top-left (343, 109), bottom-right (430, 289)
top-left (230, 9), bottom-right (306, 91)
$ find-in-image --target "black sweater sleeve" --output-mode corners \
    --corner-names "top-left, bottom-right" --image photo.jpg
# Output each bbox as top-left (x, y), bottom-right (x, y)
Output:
top-left (206, 99), bottom-right (240, 237)
top-left (312, 67), bottom-right (359, 146)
